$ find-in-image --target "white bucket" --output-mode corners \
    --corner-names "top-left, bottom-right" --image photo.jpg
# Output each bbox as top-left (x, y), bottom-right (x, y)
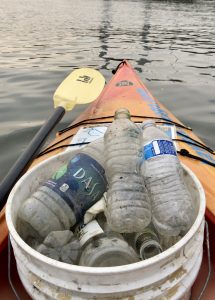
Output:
top-left (6, 148), bottom-right (206, 300)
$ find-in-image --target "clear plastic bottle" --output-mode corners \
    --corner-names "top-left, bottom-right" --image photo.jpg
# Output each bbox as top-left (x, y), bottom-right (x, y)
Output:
top-left (159, 234), bottom-right (182, 251)
top-left (18, 138), bottom-right (107, 240)
top-left (140, 121), bottom-right (195, 236)
top-left (125, 224), bottom-right (162, 260)
top-left (77, 219), bottom-right (139, 267)
top-left (104, 108), bottom-right (151, 233)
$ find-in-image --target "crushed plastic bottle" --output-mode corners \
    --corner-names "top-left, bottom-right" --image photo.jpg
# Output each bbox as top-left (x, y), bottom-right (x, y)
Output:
top-left (77, 219), bottom-right (139, 267)
top-left (18, 138), bottom-right (107, 240)
top-left (104, 108), bottom-right (151, 233)
top-left (140, 120), bottom-right (195, 236)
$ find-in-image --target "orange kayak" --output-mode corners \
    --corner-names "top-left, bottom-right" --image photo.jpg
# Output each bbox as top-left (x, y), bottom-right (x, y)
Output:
top-left (0, 60), bottom-right (214, 299)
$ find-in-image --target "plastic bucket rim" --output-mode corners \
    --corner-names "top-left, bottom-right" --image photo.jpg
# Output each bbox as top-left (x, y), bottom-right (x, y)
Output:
top-left (6, 149), bottom-right (206, 275)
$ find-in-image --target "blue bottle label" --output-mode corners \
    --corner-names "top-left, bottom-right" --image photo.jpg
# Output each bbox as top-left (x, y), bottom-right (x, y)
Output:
top-left (144, 140), bottom-right (177, 160)
top-left (44, 153), bottom-right (107, 223)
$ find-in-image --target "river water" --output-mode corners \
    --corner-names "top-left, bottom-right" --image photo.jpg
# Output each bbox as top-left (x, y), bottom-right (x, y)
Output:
top-left (0, 0), bottom-right (214, 180)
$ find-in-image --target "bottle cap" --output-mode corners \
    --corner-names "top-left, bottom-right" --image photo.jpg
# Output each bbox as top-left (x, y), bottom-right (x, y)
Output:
top-left (114, 108), bottom-right (131, 120)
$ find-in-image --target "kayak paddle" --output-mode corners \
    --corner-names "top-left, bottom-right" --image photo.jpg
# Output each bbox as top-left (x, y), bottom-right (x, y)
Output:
top-left (0, 68), bottom-right (105, 211)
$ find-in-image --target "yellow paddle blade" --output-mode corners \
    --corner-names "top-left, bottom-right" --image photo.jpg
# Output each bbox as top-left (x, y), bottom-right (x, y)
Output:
top-left (53, 68), bottom-right (105, 111)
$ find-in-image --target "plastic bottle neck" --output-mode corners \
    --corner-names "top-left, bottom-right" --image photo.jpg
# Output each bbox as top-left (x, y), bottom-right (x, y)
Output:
top-left (141, 120), bottom-right (156, 130)
top-left (114, 108), bottom-right (131, 120)
top-left (134, 225), bottom-right (162, 259)
top-left (139, 240), bottom-right (162, 259)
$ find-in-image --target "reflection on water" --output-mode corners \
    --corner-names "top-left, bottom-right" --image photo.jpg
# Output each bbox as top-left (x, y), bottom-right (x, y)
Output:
top-left (0, 0), bottom-right (214, 179)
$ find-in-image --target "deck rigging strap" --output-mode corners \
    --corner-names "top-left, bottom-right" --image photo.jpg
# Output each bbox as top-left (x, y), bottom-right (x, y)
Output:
top-left (37, 142), bottom-right (89, 157)
top-left (38, 115), bottom-right (214, 163)
top-left (58, 115), bottom-right (192, 135)
top-left (177, 131), bottom-right (214, 154)
top-left (174, 139), bottom-right (214, 155)
top-left (37, 140), bottom-right (215, 167)
top-left (178, 149), bottom-right (215, 167)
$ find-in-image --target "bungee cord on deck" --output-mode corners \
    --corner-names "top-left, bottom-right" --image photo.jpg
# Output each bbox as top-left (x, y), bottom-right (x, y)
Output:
top-left (37, 115), bottom-right (214, 167)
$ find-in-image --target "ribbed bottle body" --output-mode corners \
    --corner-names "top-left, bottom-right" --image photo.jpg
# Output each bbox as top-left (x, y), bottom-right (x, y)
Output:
top-left (140, 121), bottom-right (195, 236)
top-left (104, 111), bottom-right (151, 233)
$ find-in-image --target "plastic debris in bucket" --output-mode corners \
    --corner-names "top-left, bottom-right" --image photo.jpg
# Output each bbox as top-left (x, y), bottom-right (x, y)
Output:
top-left (6, 148), bottom-right (205, 300)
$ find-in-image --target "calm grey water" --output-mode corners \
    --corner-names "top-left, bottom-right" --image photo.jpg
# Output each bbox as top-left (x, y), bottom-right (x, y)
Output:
top-left (0, 0), bottom-right (214, 180)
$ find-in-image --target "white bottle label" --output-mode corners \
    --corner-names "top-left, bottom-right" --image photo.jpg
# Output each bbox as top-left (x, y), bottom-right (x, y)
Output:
top-left (77, 220), bottom-right (104, 247)
top-left (144, 139), bottom-right (177, 160)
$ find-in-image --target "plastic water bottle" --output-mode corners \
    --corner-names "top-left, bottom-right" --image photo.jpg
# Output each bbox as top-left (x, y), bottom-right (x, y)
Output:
top-left (159, 235), bottom-right (181, 251)
top-left (125, 224), bottom-right (162, 260)
top-left (77, 219), bottom-right (139, 267)
top-left (18, 138), bottom-right (107, 239)
top-left (104, 108), bottom-right (151, 233)
top-left (140, 121), bottom-right (195, 236)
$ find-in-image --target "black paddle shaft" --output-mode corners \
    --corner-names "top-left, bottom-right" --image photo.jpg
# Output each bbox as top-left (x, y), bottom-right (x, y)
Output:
top-left (0, 106), bottom-right (65, 211)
